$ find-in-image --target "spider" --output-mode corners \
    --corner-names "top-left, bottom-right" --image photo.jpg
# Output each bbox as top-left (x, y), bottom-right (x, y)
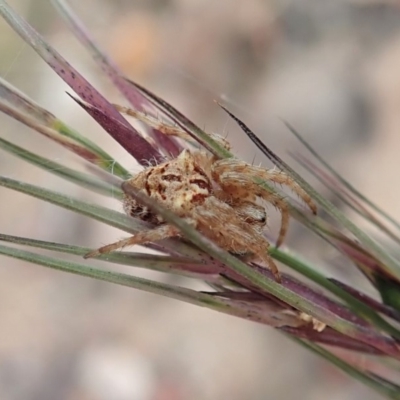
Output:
top-left (85, 105), bottom-right (317, 282)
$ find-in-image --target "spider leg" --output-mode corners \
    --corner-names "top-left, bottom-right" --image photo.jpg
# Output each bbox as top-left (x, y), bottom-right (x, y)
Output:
top-left (84, 223), bottom-right (183, 259)
top-left (213, 172), bottom-right (290, 248)
top-left (114, 104), bottom-right (230, 150)
top-left (262, 191), bottom-right (289, 248)
top-left (114, 103), bottom-right (186, 138)
top-left (194, 197), bottom-right (281, 282)
top-left (213, 159), bottom-right (317, 214)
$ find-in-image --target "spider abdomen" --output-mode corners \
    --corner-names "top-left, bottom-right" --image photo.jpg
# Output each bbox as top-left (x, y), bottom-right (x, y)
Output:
top-left (123, 149), bottom-right (213, 222)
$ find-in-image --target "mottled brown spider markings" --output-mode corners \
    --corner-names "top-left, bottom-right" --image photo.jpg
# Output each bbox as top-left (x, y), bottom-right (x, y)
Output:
top-left (124, 151), bottom-right (213, 225)
top-left (85, 106), bottom-right (317, 282)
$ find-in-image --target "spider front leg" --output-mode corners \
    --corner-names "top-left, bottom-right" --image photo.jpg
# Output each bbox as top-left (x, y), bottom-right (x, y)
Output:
top-left (213, 170), bottom-right (290, 248)
top-left (84, 223), bottom-right (184, 259)
top-left (114, 104), bottom-right (230, 151)
top-left (213, 159), bottom-right (317, 214)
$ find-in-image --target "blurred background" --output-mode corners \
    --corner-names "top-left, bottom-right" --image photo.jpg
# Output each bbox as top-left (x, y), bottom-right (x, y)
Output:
top-left (1, 0), bottom-right (400, 399)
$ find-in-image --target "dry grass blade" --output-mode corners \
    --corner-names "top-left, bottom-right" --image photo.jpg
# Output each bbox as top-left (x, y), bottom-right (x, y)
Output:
top-left (0, 0), bottom-right (163, 165)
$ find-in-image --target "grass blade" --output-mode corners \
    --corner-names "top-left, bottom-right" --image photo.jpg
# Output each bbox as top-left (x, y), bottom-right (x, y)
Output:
top-left (290, 337), bottom-right (400, 399)
top-left (0, 136), bottom-right (122, 198)
top-left (0, 0), bottom-right (163, 165)
top-left (0, 243), bottom-right (309, 328)
top-left (270, 247), bottom-right (400, 338)
top-left (125, 80), bottom-right (231, 158)
top-left (0, 77), bottom-right (130, 178)
top-left (51, 0), bottom-right (182, 158)
top-left (0, 233), bottom-right (221, 278)
top-left (292, 152), bottom-right (400, 246)
top-left (286, 119), bottom-right (400, 234)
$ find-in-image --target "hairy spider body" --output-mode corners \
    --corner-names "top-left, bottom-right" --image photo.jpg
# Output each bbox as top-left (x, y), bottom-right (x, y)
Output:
top-left (85, 106), bottom-right (317, 282)
top-left (123, 148), bottom-right (269, 253)
top-left (86, 151), bottom-right (315, 282)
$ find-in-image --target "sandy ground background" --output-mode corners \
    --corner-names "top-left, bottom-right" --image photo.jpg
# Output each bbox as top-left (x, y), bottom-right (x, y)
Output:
top-left (1, 0), bottom-right (400, 399)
